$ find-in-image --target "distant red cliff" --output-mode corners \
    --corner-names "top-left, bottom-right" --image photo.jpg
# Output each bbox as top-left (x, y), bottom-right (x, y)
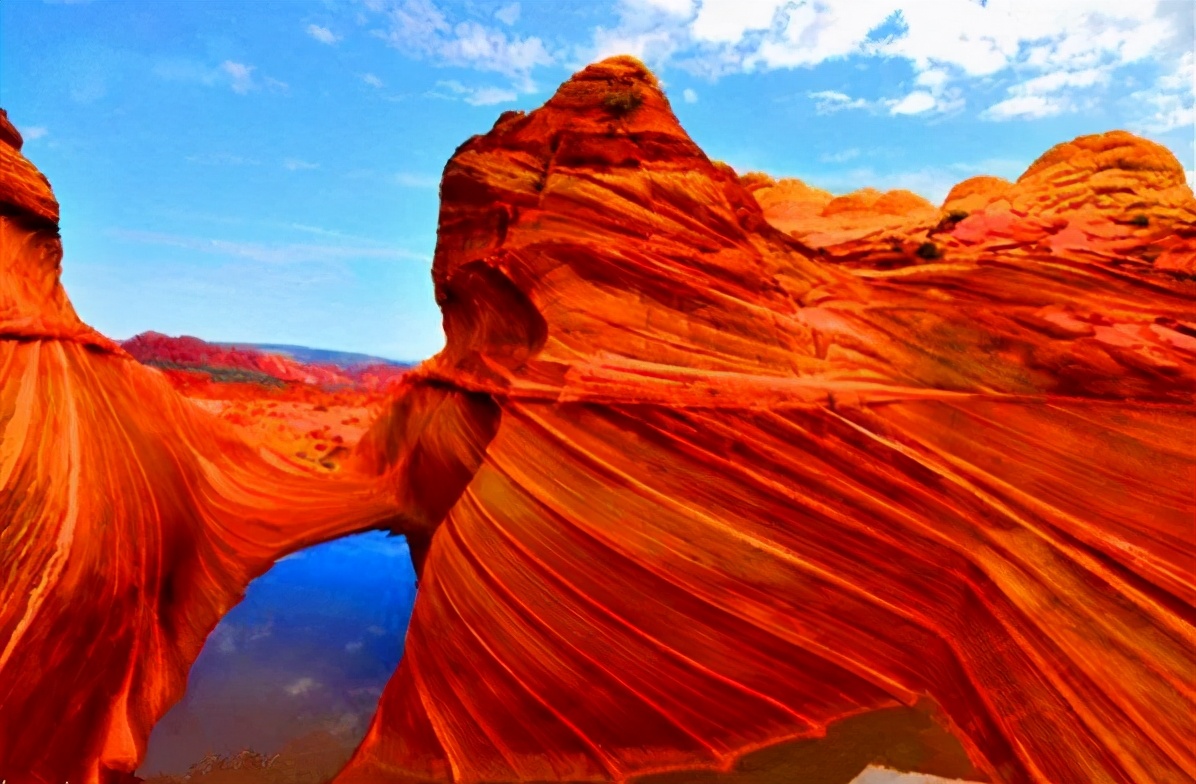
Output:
top-left (121, 331), bottom-right (410, 391)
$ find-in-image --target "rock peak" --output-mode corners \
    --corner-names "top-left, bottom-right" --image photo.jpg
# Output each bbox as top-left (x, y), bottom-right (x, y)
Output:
top-left (0, 109), bottom-right (23, 152)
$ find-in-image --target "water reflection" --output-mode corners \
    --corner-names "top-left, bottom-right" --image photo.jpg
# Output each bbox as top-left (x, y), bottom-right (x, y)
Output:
top-left (139, 531), bottom-right (417, 778)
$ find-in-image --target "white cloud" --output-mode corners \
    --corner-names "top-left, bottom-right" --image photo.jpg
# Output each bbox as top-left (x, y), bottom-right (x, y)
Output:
top-left (591, 25), bottom-right (681, 63)
top-left (582, 0), bottom-right (1183, 123)
top-left (682, 87), bottom-right (697, 103)
top-left (1132, 50), bottom-right (1195, 133)
top-left (285, 676), bottom-right (319, 696)
top-left (370, 0), bottom-right (552, 83)
top-left (345, 640), bottom-right (364, 653)
top-left (749, 1), bottom-right (902, 70)
top-left (156, 57), bottom-right (282, 95)
top-left (221, 60), bottom-right (256, 94)
top-left (362, 72), bottom-right (385, 88)
top-left (22, 126), bottom-right (48, 141)
top-left (915, 68), bottom-right (950, 90)
top-left (494, 2), bottom-right (520, 25)
top-left (819, 148), bottom-right (860, 163)
top-left (980, 64), bottom-right (1110, 120)
top-left (982, 94), bottom-right (1062, 120)
top-left (435, 79), bottom-right (518, 105)
top-left (691, 0), bottom-right (778, 44)
top-left (307, 24), bottom-right (340, 44)
top-left (283, 158), bottom-right (320, 171)
top-left (889, 90), bottom-right (935, 115)
top-left (185, 152), bottom-right (260, 165)
top-left (808, 89), bottom-right (872, 114)
top-left (634, 0), bottom-right (696, 16)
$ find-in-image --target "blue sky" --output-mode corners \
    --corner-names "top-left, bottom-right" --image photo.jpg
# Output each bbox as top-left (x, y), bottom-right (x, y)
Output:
top-left (2, 0), bottom-right (1192, 361)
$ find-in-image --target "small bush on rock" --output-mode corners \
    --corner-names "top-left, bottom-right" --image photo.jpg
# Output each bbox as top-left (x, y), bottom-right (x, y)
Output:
top-left (916, 241), bottom-right (942, 260)
top-left (603, 88), bottom-right (644, 116)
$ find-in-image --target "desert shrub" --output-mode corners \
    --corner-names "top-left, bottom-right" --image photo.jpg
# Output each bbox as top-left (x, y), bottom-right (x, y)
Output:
top-left (603, 88), bottom-right (643, 116)
top-left (1130, 213), bottom-right (1150, 227)
top-left (945, 209), bottom-right (969, 223)
top-left (915, 241), bottom-right (942, 260)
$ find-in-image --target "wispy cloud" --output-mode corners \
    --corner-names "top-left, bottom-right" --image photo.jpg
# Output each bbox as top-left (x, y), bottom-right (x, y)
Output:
top-left (22, 126), bottom-right (48, 142)
top-left (982, 66), bottom-right (1109, 120)
top-left (285, 677), bottom-right (319, 697)
top-left (819, 148), bottom-right (861, 164)
top-left (361, 72), bottom-right (385, 88)
top-left (185, 152), bottom-right (260, 166)
top-left (283, 158), bottom-right (320, 171)
top-left (682, 88), bottom-right (697, 104)
top-left (108, 228), bottom-right (429, 265)
top-left (365, 0), bottom-right (551, 97)
top-left (982, 95), bottom-right (1062, 121)
top-left (889, 91), bottom-right (937, 116)
top-left (1131, 50), bottom-right (1195, 133)
top-left (494, 2), bottom-right (520, 26)
top-left (222, 60), bottom-right (256, 94)
top-left (579, 0), bottom-right (1183, 126)
top-left (434, 79), bottom-right (518, 106)
top-left (307, 23), bottom-right (340, 44)
top-left (394, 172), bottom-right (440, 188)
top-left (808, 90), bottom-right (871, 115)
top-left (154, 57), bottom-right (285, 95)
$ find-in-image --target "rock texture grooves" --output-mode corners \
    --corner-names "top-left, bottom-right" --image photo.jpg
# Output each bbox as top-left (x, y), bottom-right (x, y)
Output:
top-left (338, 59), bottom-right (1196, 784)
top-left (0, 109), bottom-right (402, 784)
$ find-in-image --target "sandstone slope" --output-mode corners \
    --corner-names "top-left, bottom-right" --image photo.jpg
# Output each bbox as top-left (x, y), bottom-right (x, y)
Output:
top-left (334, 59), bottom-right (1196, 784)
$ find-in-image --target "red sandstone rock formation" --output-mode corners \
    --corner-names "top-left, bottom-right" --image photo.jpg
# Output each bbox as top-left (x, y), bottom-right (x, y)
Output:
top-left (746, 177), bottom-right (940, 262)
top-left (332, 58), bottom-right (1195, 784)
top-left (3, 57), bottom-right (1195, 784)
top-left (121, 331), bottom-right (409, 391)
top-left (941, 175), bottom-right (1013, 214)
top-left (753, 131), bottom-right (1196, 273)
top-left (0, 109), bottom-right (401, 784)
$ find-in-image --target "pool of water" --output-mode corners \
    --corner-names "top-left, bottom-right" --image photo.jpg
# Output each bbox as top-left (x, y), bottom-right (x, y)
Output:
top-left (138, 531), bottom-right (417, 777)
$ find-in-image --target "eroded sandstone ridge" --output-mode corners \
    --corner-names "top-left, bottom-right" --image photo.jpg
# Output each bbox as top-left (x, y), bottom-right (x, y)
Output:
top-left (751, 129), bottom-right (1196, 271)
top-left (339, 58), bottom-right (1195, 784)
top-left (0, 109), bottom-right (401, 784)
top-left (2, 55), bottom-right (1195, 784)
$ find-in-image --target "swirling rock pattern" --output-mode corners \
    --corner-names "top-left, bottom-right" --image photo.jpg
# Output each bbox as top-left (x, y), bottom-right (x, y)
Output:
top-left (0, 110), bottom-right (402, 784)
top-left (333, 59), bottom-right (1196, 784)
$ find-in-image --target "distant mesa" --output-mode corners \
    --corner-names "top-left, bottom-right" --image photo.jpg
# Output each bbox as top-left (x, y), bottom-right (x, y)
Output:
top-left (121, 330), bottom-right (411, 391)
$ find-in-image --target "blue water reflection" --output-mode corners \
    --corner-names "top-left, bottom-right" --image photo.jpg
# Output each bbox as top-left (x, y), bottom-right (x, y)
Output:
top-left (138, 531), bottom-right (417, 776)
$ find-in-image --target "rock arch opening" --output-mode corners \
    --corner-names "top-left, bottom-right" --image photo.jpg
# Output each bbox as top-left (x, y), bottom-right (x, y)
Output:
top-left (136, 531), bottom-right (417, 782)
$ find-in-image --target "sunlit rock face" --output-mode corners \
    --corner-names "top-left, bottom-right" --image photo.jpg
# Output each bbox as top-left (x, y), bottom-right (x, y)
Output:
top-left (941, 176), bottom-right (1014, 215)
top-left (340, 58), bottom-right (1195, 784)
top-left (0, 109), bottom-right (401, 784)
top-left (945, 131), bottom-right (1196, 273)
top-left (753, 131), bottom-right (1196, 272)
top-left (743, 175), bottom-right (941, 257)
